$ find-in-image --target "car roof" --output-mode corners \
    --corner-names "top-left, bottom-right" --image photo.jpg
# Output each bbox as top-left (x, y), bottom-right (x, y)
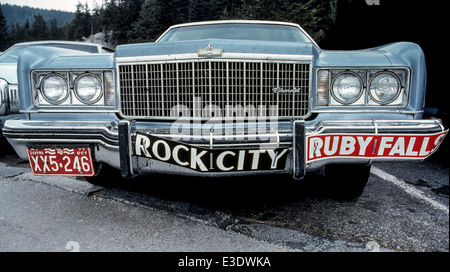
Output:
top-left (166, 20), bottom-right (302, 29)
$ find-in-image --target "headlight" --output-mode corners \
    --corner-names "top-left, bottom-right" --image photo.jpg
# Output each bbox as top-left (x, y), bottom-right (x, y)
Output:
top-left (331, 72), bottom-right (363, 104)
top-left (74, 74), bottom-right (103, 104)
top-left (368, 72), bottom-right (401, 104)
top-left (41, 74), bottom-right (69, 104)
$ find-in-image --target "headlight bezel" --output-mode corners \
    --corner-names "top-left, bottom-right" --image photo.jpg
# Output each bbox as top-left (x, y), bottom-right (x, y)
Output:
top-left (32, 69), bottom-right (116, 108)
top-left (316, 67), bottom-right (409, 108)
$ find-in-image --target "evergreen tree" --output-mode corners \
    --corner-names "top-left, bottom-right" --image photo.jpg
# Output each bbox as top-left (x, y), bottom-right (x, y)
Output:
top-left (12, 19), bottom-right (31, 42)
top-left (115, 0), bottom-right (143, 44)
top-left (90, 4), bottom-right (101, 34)
top-left (127, 0), bottom-right (165, 43)
top-left (48, 18), bottom-right (62, 40)
top-left (67, 3), bottom-right (92, 40)
top-left (0, 5), bottom-right (9, 50)
top-left (30, 13), bottom-right (49, 41)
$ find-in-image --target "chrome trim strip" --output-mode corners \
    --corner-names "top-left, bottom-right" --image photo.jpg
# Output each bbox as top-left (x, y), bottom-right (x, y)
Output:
top-left (21, 109), bottom-right (119, 113)
top-left (116, 53), bottom-right (314, 64)
top-left (306, 119), bottom-right (445, 135)
top-left (311, 109), bottom-right (423, 114)
top-left (3, 120), bottom-right (119, 147)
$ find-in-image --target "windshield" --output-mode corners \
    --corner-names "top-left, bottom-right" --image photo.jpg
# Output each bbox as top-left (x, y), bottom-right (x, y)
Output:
top-left (0, 46), bottom-right (26, 64)
top-left (158, 23), bottom-right (312, 43)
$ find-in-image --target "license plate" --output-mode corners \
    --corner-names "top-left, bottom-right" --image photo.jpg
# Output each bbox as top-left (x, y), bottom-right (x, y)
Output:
top-left (26, 147), bottom-right (95, 176)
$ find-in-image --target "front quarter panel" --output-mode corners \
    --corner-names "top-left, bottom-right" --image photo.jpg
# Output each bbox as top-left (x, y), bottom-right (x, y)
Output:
top-left (315, 42), bottom-right (426, 114)
top-left (377, 42), bottom-right (427, 112)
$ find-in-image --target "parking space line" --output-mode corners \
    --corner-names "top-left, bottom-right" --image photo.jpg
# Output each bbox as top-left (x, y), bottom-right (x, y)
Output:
top-left (371, 166), bottom-right (449, 215)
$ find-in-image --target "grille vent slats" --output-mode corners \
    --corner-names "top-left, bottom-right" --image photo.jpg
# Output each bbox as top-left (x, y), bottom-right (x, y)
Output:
top-left (119, 60), bottom-right (310, 119)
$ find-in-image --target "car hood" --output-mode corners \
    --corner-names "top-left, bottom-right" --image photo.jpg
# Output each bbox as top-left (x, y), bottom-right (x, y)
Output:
top-left (115, 39), bottom-right (316, 58)
top-left (114, 40), bottom-right (417, 68)
top-left (316, 42), bottom-right (424, 67)
top-left (0, 64), bottom-right (18, 84)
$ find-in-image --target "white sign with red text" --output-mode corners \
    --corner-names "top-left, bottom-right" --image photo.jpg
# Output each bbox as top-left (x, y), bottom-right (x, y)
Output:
top-left (306, 130), bottom-right (448, 162)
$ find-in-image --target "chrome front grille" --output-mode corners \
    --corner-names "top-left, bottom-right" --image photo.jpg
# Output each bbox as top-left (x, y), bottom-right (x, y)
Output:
top-left (118, 59), bottom-right (311, 119)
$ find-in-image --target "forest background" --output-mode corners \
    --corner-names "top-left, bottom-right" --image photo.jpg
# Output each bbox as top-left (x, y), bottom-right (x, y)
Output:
top-left (0, 0), bottom-right (434, 51)
top-left (1, 0), bottom-right (340, 49)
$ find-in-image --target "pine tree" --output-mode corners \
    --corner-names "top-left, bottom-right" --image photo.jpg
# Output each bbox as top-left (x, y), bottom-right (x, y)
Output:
top-left (30, 13), bottom-right (48, 41)
top-left (115, 0), bottom-right (144, 44)
top-left (127, 0), bottom-right (165, 43)
top-left (0, 5), bottom-right (9, 50)
top-left (48, 19), bottom-right (62, 40)
top-left (67, 3), bottom-right (92, 40)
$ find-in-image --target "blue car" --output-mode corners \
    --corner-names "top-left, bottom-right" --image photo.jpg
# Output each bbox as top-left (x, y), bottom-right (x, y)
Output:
top-left (0, 40), bottom-right (114, 138)
top-left (3, 21), bottom-right (447, 199)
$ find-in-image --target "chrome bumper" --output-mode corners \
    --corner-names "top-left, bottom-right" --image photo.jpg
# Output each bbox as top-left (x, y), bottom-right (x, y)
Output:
top-left (3, 120), bottom-right (121, 169)
top-left (3, 118), bottom-right (447, 179)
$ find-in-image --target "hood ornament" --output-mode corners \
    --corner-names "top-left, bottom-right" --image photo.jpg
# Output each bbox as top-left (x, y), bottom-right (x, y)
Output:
top-left (197, 44), bottom-right (223, 57)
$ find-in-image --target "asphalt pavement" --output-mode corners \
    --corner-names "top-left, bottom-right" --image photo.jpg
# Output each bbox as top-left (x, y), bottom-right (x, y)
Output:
top-left (0, 145), bottom-right (448, 253)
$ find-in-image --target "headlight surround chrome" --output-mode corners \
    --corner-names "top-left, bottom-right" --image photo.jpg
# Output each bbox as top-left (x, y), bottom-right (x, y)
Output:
top-left (368, 71), bottom-right (401, 105)
top-left (331, 71), bottom-right (363, 105)
top-left (74, 73), bottom-right (103, 104)
top-left (40, 74), bottom-right (69, 105)
top-left (32, 69), bottom-right (116, 108)
top-left (316, 68), bottom-right (409, 108)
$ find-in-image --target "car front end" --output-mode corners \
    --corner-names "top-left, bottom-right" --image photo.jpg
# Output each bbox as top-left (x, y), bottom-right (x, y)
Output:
top-left (3, 21), bottom-right (447, 199)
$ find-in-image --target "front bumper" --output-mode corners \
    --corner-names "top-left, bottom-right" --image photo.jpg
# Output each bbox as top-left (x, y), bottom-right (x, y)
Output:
top-left (3, 118), bottom-right (447, 179)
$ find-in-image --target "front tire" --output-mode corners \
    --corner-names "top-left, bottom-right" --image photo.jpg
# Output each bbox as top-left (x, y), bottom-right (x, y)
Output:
top-left (325, 163), bottom-right (371, 200)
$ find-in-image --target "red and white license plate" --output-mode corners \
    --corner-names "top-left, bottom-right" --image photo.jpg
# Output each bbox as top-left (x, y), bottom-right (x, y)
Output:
top-left (26, 147), bottom-right (95, 176)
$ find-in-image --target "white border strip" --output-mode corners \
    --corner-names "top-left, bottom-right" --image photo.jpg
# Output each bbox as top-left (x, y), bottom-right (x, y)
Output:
top-left (371, 166), bottom-right (449, 215)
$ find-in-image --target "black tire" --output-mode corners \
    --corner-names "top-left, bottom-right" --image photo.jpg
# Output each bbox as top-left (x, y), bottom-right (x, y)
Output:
top-left (84, 163), bottom-right (122, 186)
top-left (325, 163), bottom-right (371, 200)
